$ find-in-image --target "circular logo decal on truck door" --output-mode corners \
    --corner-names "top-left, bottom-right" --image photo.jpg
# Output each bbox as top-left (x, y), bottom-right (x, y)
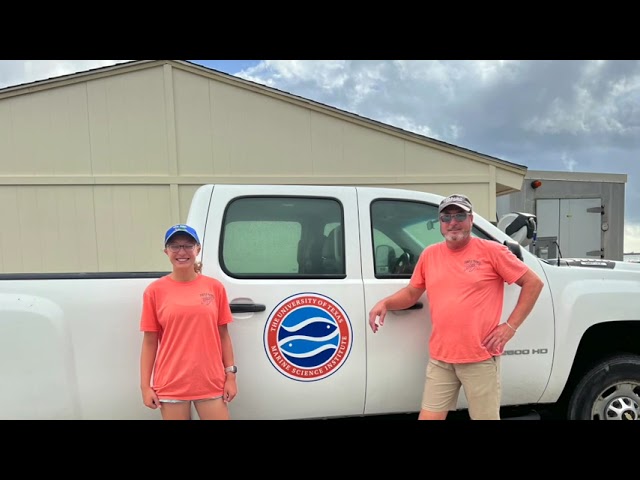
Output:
top-left (264, 292), bottom-right (353, 382)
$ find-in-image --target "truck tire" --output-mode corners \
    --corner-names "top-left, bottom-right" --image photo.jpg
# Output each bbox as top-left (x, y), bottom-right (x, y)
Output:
top-left (567, 354), bottom-right (640, 420)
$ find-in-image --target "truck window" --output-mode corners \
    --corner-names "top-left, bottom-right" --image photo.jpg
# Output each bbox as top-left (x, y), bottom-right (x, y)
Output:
top-left (370, 199), bottom-right (491, 278)
top-left (221, 196), bottom-right (345, 278)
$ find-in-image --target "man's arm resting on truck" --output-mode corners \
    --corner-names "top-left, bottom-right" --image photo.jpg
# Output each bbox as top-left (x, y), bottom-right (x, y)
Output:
top-left (505, 269), bottom-right (545, 330)
top-left (482, 269), bottom-right (545, 353)
top-left (368, 285), bottom-right (424, 333)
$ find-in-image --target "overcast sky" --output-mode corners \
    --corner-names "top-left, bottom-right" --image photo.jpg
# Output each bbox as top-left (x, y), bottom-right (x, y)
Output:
top-left (1, 60), bottom-right (638, 253)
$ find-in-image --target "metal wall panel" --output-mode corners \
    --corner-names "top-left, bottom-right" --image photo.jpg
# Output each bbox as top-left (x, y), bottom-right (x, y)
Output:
top-left (86, 67), bottom-right (170, 176)
top-left (0, 84), bottom-right (92, 175)
top-left (0, 186), bottom-right (97, 273)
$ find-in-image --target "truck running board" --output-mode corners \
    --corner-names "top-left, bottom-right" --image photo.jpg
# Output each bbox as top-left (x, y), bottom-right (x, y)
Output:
top-left (502, 411), bottom-right (541, 420)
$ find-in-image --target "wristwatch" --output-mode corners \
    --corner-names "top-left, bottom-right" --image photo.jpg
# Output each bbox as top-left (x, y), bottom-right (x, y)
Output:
top-left (225, 365), bottom-right (238, 374)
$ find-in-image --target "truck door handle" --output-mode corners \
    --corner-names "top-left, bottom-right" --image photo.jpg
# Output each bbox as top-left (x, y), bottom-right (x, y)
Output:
top-left (404, 302), bottom-right (423, 310)
top-left (230, 303), bottom-right (266, 313)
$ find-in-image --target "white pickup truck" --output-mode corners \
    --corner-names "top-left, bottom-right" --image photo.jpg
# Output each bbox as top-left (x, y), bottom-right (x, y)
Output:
top-left (2, 184), bottom-right (639, 420)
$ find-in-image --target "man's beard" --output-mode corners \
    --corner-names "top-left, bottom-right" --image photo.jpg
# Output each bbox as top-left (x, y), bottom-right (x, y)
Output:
top-left (444, 230), bottom-right (470, 242)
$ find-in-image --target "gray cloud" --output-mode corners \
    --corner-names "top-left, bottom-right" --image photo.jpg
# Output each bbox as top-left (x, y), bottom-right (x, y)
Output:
top-left (238, 60), bottom-right (640, 252)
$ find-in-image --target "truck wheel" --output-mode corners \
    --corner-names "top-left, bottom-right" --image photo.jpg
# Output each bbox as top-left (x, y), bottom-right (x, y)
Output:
top-left (567, 354), bottom-right (640, 420)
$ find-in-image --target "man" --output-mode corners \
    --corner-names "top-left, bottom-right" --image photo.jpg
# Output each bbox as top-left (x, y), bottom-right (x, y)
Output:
top-left (368, 194), bottom-right (544, 420)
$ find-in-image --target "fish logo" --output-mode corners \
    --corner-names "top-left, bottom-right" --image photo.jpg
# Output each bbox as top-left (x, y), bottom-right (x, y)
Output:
top-left (264, 292), bottom-right (352, 382)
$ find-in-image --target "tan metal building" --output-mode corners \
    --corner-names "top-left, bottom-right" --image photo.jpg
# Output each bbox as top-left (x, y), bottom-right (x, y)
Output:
top-left (0, 60), bottom-right (528, 273)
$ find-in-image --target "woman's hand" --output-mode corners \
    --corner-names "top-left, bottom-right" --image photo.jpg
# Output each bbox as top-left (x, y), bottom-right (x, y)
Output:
top-left (224, 375), bottom-right (237, 403)
top-left (141, 386), bottom-right (161, 409)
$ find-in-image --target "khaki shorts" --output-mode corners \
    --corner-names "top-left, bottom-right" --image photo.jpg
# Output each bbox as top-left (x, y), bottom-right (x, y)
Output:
top-left (421, 356), bottom-right (501, 420)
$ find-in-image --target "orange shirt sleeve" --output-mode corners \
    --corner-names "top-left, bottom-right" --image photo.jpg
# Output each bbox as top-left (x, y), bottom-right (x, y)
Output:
top-left (489, 242), bottom-right (530, 285)
top-left (215, 280), bottom-right (233, 326)
top-left (409, 247), bottom-right (429, 290)
top-left (140, 285), bottom-right (161, 332)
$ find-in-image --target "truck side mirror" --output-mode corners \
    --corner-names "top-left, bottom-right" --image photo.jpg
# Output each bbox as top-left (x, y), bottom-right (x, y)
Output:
top-left (497, 212), bottom-right (537, 247)
top-left (503, 239), bottom-right (524, 262)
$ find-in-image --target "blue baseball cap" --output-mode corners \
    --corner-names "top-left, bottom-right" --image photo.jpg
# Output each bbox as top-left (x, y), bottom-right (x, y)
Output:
top-left (164, 224), bottom-right (200, 245)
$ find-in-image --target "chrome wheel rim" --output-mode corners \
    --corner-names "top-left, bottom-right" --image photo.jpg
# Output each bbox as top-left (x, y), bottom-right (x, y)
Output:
top-left (592, 382), bottom-right (640, 420)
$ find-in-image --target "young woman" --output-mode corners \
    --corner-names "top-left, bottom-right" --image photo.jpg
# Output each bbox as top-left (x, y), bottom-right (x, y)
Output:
top-left (139, 224), bottom-right (237, 420)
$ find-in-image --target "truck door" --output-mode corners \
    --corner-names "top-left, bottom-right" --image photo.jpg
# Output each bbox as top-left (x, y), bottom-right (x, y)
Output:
top-left (357, 187), bottom-right (554, 415)
top-left (357, 188), bottom-right (439, 415)
top-left (198, 185), bottom-right (366, 420)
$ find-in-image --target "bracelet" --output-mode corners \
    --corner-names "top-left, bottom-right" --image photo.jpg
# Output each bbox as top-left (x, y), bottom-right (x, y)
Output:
top-left (505, 321), bottom-right (517, 332)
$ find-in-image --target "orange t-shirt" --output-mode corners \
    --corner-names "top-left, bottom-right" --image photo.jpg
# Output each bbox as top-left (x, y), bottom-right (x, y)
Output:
top-left (139, 274), bottom-right (233, 400)
top-left (410, 237), bottom-right (529, 363)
